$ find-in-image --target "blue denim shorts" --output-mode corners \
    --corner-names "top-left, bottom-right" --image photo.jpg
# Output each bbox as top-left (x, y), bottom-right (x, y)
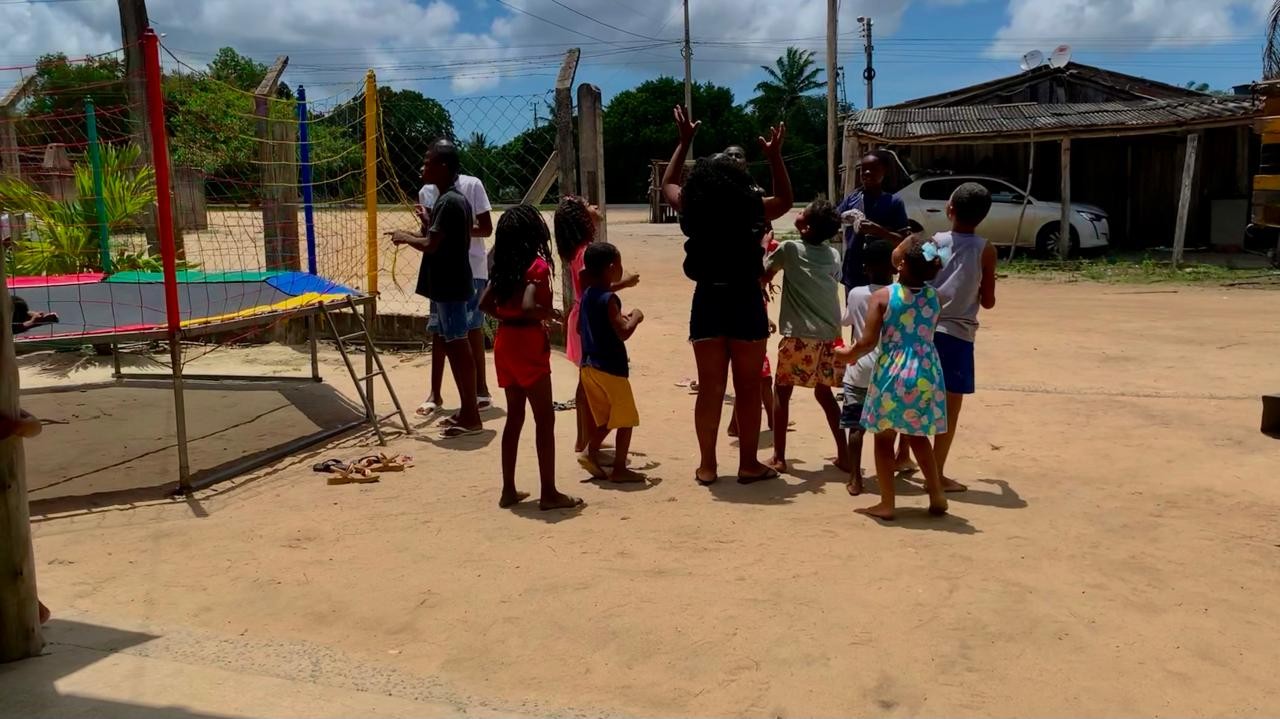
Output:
top-left (428, 278), bottom-right (486, 337)
top-left (934, 332), bottom-right (975, 395)
top-left (840, 382), bottom-right (867, 430)
top-left (429, 300), bottom-right (472, 342)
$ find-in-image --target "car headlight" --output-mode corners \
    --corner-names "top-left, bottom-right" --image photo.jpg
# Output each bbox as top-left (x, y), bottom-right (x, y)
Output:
top-left (1076, 210), bottom-right (1106, 223)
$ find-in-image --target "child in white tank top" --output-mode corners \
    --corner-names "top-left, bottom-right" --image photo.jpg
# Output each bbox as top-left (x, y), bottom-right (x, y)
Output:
top-left (930, 183), bottom-right (998, 492)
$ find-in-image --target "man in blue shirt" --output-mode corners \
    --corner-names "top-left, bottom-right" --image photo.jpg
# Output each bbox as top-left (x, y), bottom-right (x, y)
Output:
top-left (836, 152), bottom-right (909, 290)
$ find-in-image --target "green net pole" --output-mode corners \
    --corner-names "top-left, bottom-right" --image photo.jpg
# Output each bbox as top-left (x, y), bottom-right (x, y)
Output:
top-left (85, 97), bottom-right (111, 273)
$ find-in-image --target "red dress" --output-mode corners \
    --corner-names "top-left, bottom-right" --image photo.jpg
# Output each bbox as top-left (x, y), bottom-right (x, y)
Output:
top-left (493, 257), bottom-right (553, 389)
top-left (564, 243), bottom-right (588, 366)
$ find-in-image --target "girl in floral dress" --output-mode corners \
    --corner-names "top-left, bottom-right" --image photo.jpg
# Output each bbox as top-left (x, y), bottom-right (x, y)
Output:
top-left (836, 234), bottom-right (951, 520)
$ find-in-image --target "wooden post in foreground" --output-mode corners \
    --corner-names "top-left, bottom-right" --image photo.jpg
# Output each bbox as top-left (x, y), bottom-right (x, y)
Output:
top-left (255, 56), bottom-right (298, 271)
top-left (577, 83), bottom-right (606, 246)
top-left (553, 48), bottom-right (581, 322)
top-left (0, 260), bottom-right (43, 662)
top-left (1172, 132), bottom-right (1200, 267)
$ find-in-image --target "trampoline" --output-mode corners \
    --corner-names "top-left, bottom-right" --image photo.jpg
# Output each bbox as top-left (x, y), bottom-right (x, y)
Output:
top-left (13, 270), bottom-right (361, 344)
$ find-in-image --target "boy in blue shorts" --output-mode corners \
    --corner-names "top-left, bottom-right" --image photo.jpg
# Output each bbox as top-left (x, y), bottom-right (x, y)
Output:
top-left (930, 182), bottom-right (997, 491)
top-left (839, 239), bottom-right (895, 495)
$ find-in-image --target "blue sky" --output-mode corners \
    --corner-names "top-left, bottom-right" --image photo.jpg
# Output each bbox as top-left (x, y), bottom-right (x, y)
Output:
top-left (0, 0), bottom-right (1270, 139)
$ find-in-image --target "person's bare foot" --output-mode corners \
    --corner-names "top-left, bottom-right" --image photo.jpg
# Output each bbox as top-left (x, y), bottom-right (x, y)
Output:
top-left (941, 476), bottom-right (967, 493)
top-left (577, 453), bottom-right (608, 480)
top-left (765, 456), bottom-right (786, 473)
top-left (609, 467), bottom-right (646, 484)
top-left (833, 456), bottom-right (852, 473)
top-left (695, 467), bottom-right (718, 486)
top-left (539, 492), bottom-right (584, 511)
top-left (499, 490), bottom-right (530, 508)
top-left (855, 502), bottom-right (895, 521)
top-left (845, 476), bottom-right (864, 496)
top-left (896, 457), bottom-right (918, 473)
top-left (928, 497), bottom-right (949, 516)
top-left (38, 600), bottom-right (50, 624)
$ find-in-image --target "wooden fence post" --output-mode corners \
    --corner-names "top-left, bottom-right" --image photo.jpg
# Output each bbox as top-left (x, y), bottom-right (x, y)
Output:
top-left (577, 83), bottom-right (606, 245)
top-left (1173, 132), bottom-right (1200, 267)
top-left (255, 56), bottom-right (299, 271)
top-left (553, 49), bottom-right (580, 321)
top-left (0, 260), bottom-right (43, 662)
top-left (1059, 137), bottom-right (1072, 260)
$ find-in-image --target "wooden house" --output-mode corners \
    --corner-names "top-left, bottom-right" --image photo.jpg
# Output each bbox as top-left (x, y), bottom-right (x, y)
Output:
top-left (843, 62), bottom-right (1260, 251)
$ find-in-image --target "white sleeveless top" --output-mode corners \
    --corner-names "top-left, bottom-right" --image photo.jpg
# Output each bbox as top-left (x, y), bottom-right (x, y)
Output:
top-left (931, 231), bottom-right (986, 343)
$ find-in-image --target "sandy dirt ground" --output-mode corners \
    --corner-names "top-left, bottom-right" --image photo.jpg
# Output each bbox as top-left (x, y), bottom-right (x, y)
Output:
top-left (7, 208), bottom-right (1280, 717)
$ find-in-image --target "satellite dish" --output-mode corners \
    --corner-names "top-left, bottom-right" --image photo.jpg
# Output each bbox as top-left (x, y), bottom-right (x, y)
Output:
top-left (1019, 50), bottom-right (1045, 72)
top-left (1049, 44), bottom-right (1072, 68)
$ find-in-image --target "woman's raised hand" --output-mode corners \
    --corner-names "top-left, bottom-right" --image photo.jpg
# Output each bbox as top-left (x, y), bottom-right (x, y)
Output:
top-left (674, 105), bottom-right (701, 145)
top-left (758, 122), bottom-right (786, 158)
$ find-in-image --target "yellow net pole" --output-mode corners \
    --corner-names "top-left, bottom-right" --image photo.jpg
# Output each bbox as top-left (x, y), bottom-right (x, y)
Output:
top-left (364, 70), bottom-right (378, 295)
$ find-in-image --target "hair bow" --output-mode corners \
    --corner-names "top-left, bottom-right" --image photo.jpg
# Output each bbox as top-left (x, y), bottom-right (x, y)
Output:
top-left (923, 242), bottom-right (952, 263)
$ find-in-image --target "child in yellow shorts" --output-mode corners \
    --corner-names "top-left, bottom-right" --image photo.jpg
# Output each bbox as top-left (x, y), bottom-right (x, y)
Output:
top-left (577, 243), bottom-right (645, 483)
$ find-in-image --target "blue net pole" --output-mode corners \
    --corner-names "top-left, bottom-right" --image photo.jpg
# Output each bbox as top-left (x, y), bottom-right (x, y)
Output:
top-left (297, 85), bottom-right (318, 275)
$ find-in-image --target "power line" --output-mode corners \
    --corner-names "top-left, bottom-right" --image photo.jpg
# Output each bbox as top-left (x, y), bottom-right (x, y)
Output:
top-left (544, 0), bottom-right (669, 42)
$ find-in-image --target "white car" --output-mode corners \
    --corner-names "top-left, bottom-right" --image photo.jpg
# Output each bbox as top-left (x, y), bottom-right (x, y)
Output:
top-left (897, 175), bottom-right (1110, 257)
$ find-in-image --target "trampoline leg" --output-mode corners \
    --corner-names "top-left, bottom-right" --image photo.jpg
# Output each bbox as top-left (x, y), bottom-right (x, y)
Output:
top-left (307, 314), bottom-right (321, 382)
top-left (111, 344), bottom-right (122, 380)
top-left (170, 340), bottom-right (192, 493)
top-left (363, 302), bottom-right (375, 417)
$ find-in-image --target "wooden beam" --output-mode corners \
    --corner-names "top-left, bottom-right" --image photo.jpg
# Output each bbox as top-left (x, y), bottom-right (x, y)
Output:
top-left (554, 48), bottom-right (581, 200)
top-left (255, 56), bottom-right (298, 271)
top-left (1059, 137), bottom-right (1071, 260)
top-left (576, 83), bottom-right (606, 244)
top-left (0, 258), bottom-right (43, 662)
top-left (0, 75), bottom-right (36, 112)
top-left (1172, 132), bottom-right (1200, 267)
top-left (520, 150), bottom-right (560, 206)
top-left (553, 48), bottom-right (580, 323)
top-left (846, 117), bottom-right (1256, 147)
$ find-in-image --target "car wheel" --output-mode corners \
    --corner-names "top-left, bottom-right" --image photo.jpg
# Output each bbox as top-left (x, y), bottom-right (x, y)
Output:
top-left (1035, 222), bottom-right (1080, 259)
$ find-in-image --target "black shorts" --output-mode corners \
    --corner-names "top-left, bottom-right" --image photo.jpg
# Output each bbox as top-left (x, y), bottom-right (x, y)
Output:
top-left (689, 282), bottom-right (769, 342)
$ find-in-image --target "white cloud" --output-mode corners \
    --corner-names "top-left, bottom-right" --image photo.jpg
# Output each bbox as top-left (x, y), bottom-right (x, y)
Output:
top-left (988, 0), bottom-right (1269, 57)
top-left (0, 0), bottom-right (910, 98)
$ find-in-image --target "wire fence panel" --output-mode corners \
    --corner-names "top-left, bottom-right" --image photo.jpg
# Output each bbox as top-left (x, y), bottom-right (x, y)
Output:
top-left (376, 90), bottom-right (559, 318)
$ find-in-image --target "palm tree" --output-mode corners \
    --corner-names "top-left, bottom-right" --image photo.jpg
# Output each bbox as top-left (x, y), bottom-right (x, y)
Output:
top-left (1267, 1), bottom-right (1280, 79)
top-left (466, 132), bottom-right (492, 152)
top-left (751, 47), bottom-right (825, 123)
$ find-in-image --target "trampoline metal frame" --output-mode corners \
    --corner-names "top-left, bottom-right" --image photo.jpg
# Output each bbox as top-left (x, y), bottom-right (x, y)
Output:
top-left (97, 294), bottom-right (382, 494)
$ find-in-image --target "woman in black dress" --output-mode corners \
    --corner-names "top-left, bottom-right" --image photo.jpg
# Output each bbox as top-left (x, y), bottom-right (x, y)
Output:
top-left (661, 107), bottom-right (793, 485)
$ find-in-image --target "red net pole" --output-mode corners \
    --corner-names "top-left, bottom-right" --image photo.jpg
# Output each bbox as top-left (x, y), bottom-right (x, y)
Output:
top-left (142, 29), bottom-right (180, 336)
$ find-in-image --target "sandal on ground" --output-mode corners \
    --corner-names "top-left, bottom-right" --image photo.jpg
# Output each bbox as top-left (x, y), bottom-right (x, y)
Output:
top-left (327, 463), bottom-right (379, 485)
top-left (440, 424), bottom-right (483, 439)
top-left (695, 470), bottom-right (718, 486)
top-left (312, 458), bottom-right (345, 473)
top-left (355, 453), bottom-right (412, 472)
top-left (415, 400), bottom-right (442, 417)
top-left (736, 467), bottom-right (780, 485)
top-left (477, 395), bottom-right (493, 410)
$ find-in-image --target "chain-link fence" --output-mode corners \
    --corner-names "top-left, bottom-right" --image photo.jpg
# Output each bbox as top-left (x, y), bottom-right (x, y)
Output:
top-left (375, 90), bottom-right (559, 318)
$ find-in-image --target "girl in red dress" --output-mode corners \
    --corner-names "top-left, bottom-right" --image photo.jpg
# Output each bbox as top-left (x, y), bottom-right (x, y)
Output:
top-left (480, 205), bottom-right (582, 511)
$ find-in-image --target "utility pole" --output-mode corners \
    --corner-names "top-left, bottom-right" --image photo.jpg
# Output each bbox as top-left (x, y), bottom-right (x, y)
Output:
top-left (858, 15), bottom-right (875, 109)
top-left (682, 0), bottom-right (693, 126)
top-left (826, 0), bottom-right (838, 201)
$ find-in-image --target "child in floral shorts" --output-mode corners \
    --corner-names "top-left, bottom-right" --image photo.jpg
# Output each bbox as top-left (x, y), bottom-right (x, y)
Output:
top-left (762, 200), bottom-right (848, 474)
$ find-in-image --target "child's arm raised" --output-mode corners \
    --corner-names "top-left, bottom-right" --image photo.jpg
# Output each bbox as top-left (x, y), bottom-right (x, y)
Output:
top-left (758, 124), bottom-right (794, 222)
top-left (979, 240), bottom-right (997, 310)
top-left (608, 297), bottom-right (643, 341)
top-left (661, 106), bottom-right (700, 212)
top-left (761, 240), bottom-right (787, 284)
top-left (834, 288), bottom-right (888, 362)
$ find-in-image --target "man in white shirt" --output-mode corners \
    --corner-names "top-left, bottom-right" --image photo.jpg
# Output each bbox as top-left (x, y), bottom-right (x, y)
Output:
top-left (417, 174), bottom-right (495, 415)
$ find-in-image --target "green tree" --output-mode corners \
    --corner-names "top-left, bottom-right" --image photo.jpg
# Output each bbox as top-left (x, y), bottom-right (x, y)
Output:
top-left (21, 54), bottom-right (129, 148)
top-left (603, 77), bottom-right (754, 203)
top-left (1183, 81), bottom-right (1233, 97)
top-left (207, 47), bottom-right (293, 99)
top-left (325, 87), bottom-right (453, 200)
top-left (750, 47), bottom-right (825, 125)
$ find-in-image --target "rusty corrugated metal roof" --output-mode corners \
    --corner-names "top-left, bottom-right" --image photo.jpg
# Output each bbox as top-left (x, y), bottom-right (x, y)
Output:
top-left (846, 97), bottom-right (1259, 144)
